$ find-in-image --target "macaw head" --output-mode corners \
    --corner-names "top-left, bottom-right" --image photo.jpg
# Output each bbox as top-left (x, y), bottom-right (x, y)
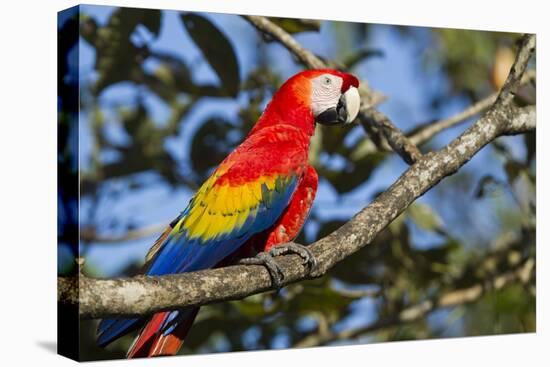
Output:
top-left (305, 69), bottom-right (361, 126)
top-left (252, 69), bottom-right (361, 135)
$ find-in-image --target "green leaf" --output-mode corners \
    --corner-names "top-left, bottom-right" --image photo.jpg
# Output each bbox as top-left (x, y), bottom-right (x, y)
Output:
top-left (79, 15), bottom-right (98, 46)
top-left (108, 7), bottom-right (161, 38)
top-left (341, 48), bottom-right (384, 69)
top-left (232, 297), bottom-right (268, 319)
top-left (474, 175), bottom-right (504, 199)
top-left (89, 7), bottom-right (162, 94)
top-left (190, 117), bottom-right (237, 180)
top-left (504, 160), bottom-right (523, 182)
top-left (315, 125), bottom-right (386, 194)
top-left (407, 202), bottom-right (443, 232)
top-left (523, 131), bottom-right (536, 165)
top-left (181, 13), bottom-right (240, 97)
top-left (283, 279), bottom-right (353, 319)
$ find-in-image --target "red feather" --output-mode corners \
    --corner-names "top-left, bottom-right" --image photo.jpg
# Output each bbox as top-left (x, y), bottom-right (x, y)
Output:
top-left (127, 309), bottom-right (199, 358)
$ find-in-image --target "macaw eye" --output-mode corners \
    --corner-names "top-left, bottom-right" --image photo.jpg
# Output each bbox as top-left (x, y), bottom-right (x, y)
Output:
top-left (323, 76), bottom-right (332, 85)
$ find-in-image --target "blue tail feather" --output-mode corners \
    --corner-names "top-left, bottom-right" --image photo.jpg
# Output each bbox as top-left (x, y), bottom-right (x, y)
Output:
top-left (97, 317), bottom-right (142, 347)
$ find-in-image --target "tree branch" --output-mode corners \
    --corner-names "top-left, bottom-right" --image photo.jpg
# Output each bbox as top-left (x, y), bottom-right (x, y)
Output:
top-left (360, 107), bottom-right (422, 164)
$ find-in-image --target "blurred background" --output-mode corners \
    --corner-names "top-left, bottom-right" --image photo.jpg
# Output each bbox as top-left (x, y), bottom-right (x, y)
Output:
top-left (57, 4), bottom-right (536, 360)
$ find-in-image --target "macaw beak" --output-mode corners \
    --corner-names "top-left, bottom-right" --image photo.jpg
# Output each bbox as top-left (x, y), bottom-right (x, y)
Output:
top-left (316, 86), bottom-right (361, 126)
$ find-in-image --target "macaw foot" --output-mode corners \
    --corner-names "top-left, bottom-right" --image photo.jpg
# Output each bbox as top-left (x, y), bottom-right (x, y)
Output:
top-left (269, 243), bottom-right (318, 271)
top-left (238, 243), bottom-right (318, 288)
top-left (239, 252), bottom-right (286, 288)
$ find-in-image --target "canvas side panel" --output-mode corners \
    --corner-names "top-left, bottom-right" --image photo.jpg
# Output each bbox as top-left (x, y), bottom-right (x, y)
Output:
top-left (57, 5), bottom-right (80, 362)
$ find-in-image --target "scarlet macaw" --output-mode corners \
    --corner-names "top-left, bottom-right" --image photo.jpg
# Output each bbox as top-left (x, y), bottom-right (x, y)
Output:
top-left (97, 69), bottom-right (360, 357)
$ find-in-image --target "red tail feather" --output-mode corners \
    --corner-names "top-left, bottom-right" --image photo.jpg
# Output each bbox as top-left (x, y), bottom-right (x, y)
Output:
top-left (127, 308), bottom-right (200, 358)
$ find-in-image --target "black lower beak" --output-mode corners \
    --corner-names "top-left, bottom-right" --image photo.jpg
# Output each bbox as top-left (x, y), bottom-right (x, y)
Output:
top-left (316, 94), bottom-right (348, 126)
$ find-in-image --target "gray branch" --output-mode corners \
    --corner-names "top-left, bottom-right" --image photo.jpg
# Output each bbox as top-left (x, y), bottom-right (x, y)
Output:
top-left (80, 223), bottom-right (167, 244)
top-left (360, 107), bottom-right (422, 164)
top-left (58, 34), bottom-right (535, 319)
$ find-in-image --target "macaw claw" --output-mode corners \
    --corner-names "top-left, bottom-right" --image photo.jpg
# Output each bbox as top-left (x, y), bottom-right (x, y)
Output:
top-left (238, 243), bottom-right (318, 288)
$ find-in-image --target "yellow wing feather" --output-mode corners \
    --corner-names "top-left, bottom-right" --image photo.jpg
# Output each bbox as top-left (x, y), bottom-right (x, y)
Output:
top-left (179, 174), bottom-right (284, 241)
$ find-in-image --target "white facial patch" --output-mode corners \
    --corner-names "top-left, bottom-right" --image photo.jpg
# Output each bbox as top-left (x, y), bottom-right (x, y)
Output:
top-left (310, 74), bottom-right (343, 117)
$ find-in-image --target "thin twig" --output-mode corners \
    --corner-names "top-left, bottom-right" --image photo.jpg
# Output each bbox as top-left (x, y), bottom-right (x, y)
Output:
top-left (243, 15), bottom-right (326, 69)
top-left (409, 69), bottom-right (536, 146)
top-left (360, 107), bottom-right (422, 164)
top-left (80, 223), bottom-right (167, 244)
